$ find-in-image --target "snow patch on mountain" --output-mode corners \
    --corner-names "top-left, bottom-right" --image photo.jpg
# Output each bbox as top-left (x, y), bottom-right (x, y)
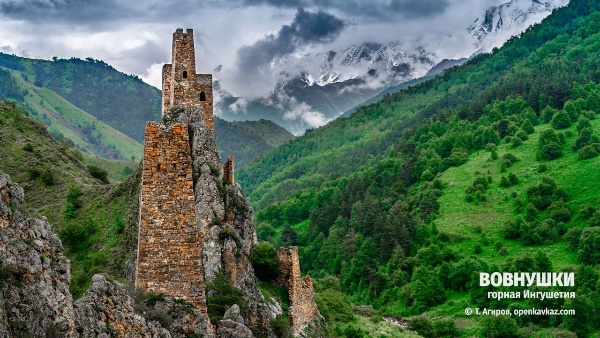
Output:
top-left (468, 0), bottom-right (569, 52)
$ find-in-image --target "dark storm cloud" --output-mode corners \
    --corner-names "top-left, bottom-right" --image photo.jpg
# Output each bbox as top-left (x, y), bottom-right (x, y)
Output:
top-left (228, 0), bottom-right (450, 19)
top-left (227, 7), bottom-right (344, 95)
top-left (0, 0), bottom-right (133, 23)
top-left (236, 7), bottom-right (345, 71)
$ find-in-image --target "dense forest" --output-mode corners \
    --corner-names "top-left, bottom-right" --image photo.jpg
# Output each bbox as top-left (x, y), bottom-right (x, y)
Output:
top-left (241, 0), bottom-right (600, 336)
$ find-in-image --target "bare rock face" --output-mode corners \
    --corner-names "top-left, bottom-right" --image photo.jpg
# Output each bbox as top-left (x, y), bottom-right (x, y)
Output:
top-left (164, 106), bottom-right (274, 337)
top-left (73, 275), bottom-right (170, 337)
top-left (0, 170), bottom-right (74, 337)
top-left (217, 305), bottom-right (254, 338)
top-left (74, 274), bottom-right (216, 338)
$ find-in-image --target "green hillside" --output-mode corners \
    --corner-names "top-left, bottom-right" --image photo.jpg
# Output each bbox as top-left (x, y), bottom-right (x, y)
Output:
top-left (6, 67), bottom-right (143, 160)
top-left (0, 53), bottom-right (161, 143)
top-left (243, 0), bottom-right (600, 336)
top-left (215, 118), bottom-right (294, 168)
top-left (0, 100), bottom-right (140, 297)
top-left (0, 53), bottom-right (295, 166)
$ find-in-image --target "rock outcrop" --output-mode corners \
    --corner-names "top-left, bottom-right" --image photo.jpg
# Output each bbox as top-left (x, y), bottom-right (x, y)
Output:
top-left (165, 106), bottom-right (274, 337)
top-left (73, 275), bottom-right (169, 337)
top-left (0, 171), bottom-right (74, 337)
top-left (74, 275), bottom-right (214, 337)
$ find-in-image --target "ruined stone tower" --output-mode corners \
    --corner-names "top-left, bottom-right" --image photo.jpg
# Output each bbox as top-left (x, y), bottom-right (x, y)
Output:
top-left (162, 28), bottom-right (214, 130)
top-left (136, 28), bottom-right (214, 315)
top-left (135, 28), bottom-right (326, 337)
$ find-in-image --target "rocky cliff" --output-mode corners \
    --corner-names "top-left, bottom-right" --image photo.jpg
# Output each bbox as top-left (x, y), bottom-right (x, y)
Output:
top-left (165, 106), bottom-right (275, 337)
top-left (0, 170), bottom-right (74, 337)
top-left (0, 104), bottom-right (325, 337)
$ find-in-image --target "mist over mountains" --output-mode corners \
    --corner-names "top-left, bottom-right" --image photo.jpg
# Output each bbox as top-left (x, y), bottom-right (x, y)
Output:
top-left (215, 0), bottom-right (568, 135)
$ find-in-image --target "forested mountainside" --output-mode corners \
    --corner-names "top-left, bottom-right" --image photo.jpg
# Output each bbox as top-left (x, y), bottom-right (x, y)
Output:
top-left (239, 0), bottom-right (600, 335)
top-left (0, 53), bottom-right (160, 143)
top-left (0, 63), bottom-right (143, 161)
top-left (214, 118), bottom-right (294, 168)
top-left (0, 54), bottom-right (293, 167)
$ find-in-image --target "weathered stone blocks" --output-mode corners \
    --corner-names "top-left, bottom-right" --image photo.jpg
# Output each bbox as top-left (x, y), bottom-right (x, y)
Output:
top-left (162, 28), bottom-right (214, 131)
top-left (276, 247), bottom-right (320, 332)
top-left (136, 121), bottom-right (208, 316)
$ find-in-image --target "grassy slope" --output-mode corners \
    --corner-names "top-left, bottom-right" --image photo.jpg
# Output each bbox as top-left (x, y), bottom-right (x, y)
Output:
top-left (230, 119), bottom-right (294, 147)
top-left (372, 119), bottom-right (599, 335)
top-left (0, 101), bottom-right (139, 296)
top-left (6, 66), bottom-right (143, 160)
top-left (0, 53), bottom-right (162, 143)
top-left (436, 119), bottom-right (600, 268)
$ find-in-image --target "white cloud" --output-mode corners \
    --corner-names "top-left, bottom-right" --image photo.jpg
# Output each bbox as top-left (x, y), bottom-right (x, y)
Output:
top-left (141, 63), bottom-right (164, 89)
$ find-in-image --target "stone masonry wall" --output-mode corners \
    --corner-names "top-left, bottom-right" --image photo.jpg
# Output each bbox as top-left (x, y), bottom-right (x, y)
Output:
top-left (196, 74), bottom-right (214, 130)
top-left (222, 155), bottom-right (234, 183)
top-left (161, 64), bottom-right (173, 114)
top-left (162, 29), bottom-right (214, 131)
top-left (136, 121), bottom-right (208, 317)
top-left (276, 247), bottom-right (320, 332)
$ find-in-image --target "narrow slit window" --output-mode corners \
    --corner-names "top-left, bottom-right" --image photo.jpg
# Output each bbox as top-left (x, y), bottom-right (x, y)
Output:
top-left (200, 91), bottom-right (206, 101)
top-left (183, 71), bottom-right (188, 78)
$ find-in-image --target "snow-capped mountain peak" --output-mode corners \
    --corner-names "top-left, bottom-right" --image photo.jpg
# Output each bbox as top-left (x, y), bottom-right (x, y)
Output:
top-left (468, 0), bottom-right (569, 50)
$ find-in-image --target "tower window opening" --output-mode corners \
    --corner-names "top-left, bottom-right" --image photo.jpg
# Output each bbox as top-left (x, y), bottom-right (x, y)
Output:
top-left (200, 91), bottom-right (206, 101)
top-left (183, 71), bottom-right (188, 78)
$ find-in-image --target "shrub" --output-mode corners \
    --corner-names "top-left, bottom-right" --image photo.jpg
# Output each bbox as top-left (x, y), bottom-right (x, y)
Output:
top-left (501, 219), bottom-right (521, 239)
top-left (578, 143), bottom-right (600, 160)
top-left (511, 137), bottom-right (522, 148)
top-left (502, 153), bottom-right (518, 167)
top-left (537, 164), bottom-right (548, 173)
top-left (538, 129), bottom-right (562, 160)
top-left (27, 168), bottom-right (41, 180)
top-left (573, 128), bottom-right (600, 151)
top-left (87, 165), bottom-right (109, 183)
top-left (270, 315), bottom-right (292, 338)
top-left (219, 227), bottom-right (240, 246)
top-left (508, 173), bottom-right (519, 185)
top-left (483, 315), bottom-right (520, 338)
top-left (334, 326), bottom-right (368, 338)
top-left (547, 200), bottom-right (572, 223)
top-left (526, 176), bottom-right (567, 211)
top-left (521, 119), bottom-right (534, 134)
top-left (314, 289), bottom-right (354, 323)
top-left (490, 148), bottom-right (498, 160)
top-left (408, 316), bottom-right (435, 338)
top-left (206, 269), bottom-right (248, 324)
top-left (40, 168), bottom-right (55, 186)
top-left (578, 227), bottom-right (600, 265)
top-left (64, 186), bottom-right (84, 220)
top-left (433, 318), bottom-right (458, 338)
top-left (250, 242), bottom-right (280, 282)
top-left (22, 143), bottom-right (34, 152)
top-left (58, 218), bottom-right (97, 254)
top-left (540, 106), bottom-right (557, 123)
top-left (550, 110), bottom-right (572, 129)
top-left (474, 244), bottom-right (482, 254)
top-left (577, 117), bottom-right (592, 132)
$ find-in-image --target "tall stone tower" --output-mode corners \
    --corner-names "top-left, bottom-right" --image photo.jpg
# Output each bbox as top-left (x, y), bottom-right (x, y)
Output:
top-left (136, 28), bottom-right (215, 318)
top-left (162, 28), bottom-right (214, 130)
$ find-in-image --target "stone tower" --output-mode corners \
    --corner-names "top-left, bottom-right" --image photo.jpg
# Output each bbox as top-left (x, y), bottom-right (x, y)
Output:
top-left (162, 28), bottom-right (214, 130)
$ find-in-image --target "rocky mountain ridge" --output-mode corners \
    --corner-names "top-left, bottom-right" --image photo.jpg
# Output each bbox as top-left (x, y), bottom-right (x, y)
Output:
top-left (468, 0), bottom-right (569, 51)
top-left (216, 0), bottom-right (566, 134)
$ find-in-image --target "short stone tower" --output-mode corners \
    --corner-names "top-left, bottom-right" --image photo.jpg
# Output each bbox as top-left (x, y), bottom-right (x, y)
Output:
top-left (276, 247), bottom-right (321, 332)
top-left (162, 28), bottom-right (214, 130)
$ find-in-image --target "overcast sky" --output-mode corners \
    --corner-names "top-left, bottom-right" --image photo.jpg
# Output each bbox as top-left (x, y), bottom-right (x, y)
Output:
top-left (0, 0), bottom-right (507, 90)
